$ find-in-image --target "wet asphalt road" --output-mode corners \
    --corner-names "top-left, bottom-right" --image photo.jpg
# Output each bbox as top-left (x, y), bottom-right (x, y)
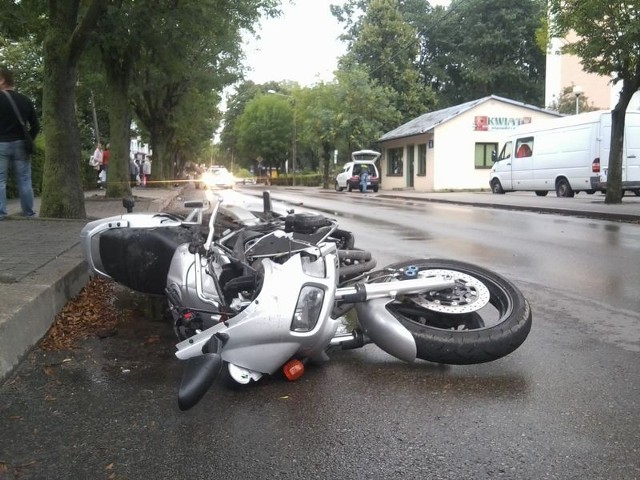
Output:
top-left (1, 187), bottom-right (638, 480)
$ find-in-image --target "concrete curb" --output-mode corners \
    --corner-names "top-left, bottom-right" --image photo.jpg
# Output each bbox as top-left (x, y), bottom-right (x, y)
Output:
top-left (375, 194), bottom-right (640, 223)
top-left (0, 187), bottom-right (184, 382)
top-left (0, 249), bottom-right (88, 379)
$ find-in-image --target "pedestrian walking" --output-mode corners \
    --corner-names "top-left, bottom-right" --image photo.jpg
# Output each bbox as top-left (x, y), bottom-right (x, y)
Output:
top-left (0, 66), bottom-right (40, 220)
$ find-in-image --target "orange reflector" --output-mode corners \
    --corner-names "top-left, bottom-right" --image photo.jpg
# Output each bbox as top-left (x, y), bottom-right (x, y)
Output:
top-left (283, 359), bottom-right (304, 381)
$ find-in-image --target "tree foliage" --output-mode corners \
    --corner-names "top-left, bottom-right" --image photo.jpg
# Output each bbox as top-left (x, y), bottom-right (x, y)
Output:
top-left (335, 0), bottom-right (436, 122)
top-left (0, 0), bottom-right (280, 217)
top-left (548, 0), bottom-right (640, 203)
top-left (235, 94), bottom-right (293, 170)
top-left (548, 85), bottom-right (598, 115)
top-left (420, 0), bottom-right (547, 107)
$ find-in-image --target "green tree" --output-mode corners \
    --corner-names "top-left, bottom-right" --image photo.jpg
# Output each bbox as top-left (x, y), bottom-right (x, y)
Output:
top-left (129, 0), bottom-right (278, 189)
top-left (333, 67), bottom-right (401, 157)
top-left (38, 1), bottom-right (107, 218)
top-left (420, 0), bottom-right (546, 107)
top-left (548, 0), bottom-right (640, 204)
top-left (235, 94), bottom-right (293, 172)
top-left (548, 85), bottom-right (598, 115)
top-left (335, 0), bottom-right (436, 122)
top-left (219, 80), bottom-right (283, 165)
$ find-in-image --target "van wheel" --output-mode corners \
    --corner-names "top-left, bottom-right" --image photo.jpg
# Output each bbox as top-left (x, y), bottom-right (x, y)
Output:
top-left (556, 179), bottom-right (574, 197)
top-left (372, 185), bottom-right (379, 192)
top-left (491, 179), bottom-right (505, 194)
top-left (335, 181), bottom-right (344, 192)
top-left (534, 191), bottom-right (548, 197)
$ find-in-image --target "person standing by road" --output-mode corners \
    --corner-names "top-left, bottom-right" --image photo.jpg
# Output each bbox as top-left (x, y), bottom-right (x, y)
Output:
top-left (91, 142), bottom-right (103, 186)
top-left (0, 66), bottom-right (40, 220)
top-left (142, 156), bottom-right (151, 187)
top-left (129, 156), bottom-right (139, 187)
top-left (102, 143), bottom-right (110, 174)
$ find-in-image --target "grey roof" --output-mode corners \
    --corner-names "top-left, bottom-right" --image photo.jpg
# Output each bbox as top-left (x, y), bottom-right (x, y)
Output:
top-left (379, 95), bottom-right (561, 142)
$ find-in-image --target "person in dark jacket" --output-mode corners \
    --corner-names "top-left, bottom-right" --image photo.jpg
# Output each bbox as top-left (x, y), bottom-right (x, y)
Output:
top-left (0, 66), bottom-right (40, 219)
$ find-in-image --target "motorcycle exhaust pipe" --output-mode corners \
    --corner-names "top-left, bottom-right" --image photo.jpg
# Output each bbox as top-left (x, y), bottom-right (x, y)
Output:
top-left (177, 335), bottom-right (224, 411)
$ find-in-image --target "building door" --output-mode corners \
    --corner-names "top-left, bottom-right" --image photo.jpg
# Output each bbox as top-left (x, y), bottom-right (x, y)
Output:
top-left (407, 144), bottom-right (415, 188)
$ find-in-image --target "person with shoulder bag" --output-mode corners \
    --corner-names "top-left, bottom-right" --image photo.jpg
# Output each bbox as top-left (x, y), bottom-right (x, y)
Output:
top-left (0, 66), bottom-right (40, 220)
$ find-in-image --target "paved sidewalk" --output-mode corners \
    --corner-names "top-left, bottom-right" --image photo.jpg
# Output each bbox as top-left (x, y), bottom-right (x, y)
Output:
top-left (0, 186), bottom-right (184, 381)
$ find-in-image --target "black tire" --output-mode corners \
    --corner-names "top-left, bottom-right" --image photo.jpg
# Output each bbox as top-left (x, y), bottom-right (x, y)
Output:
top-left (338, 249), bottom-right (377, 280)
top-left (331, 229), bottom-right (355, 250)
top-left (556, 178), bottom-right (574, 197)
top-left (367, 259), bottom-right (532, 365)
top-left (534, 190), bottom-right (548, 197)
top-left (285, 213), bottom-right (331, 234)
top-left (491, 179), bottom-right (505, 194)
top-left (347, 182), bottom-right (353, 192)
top-left (335, 181), bottom-right (344, 192)
top-left (372, 185), bottom-right (379, 192)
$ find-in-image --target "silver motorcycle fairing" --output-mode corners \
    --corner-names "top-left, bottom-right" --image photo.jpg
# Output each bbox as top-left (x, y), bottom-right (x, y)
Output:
top-left (175, 248), bottom-right (341, 375)
top-left (355, 299), bottom-right (417, 363)
top-left (80, 213), bottom-right (183, 278)
top-left (166, 243), bottom-right (228, 314)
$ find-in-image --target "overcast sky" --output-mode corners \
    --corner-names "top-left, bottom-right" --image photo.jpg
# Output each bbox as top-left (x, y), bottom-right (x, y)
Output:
top-left (241, 0), bottom-right (452, 86)
top-left (242, 0), bottom-right (348, 86)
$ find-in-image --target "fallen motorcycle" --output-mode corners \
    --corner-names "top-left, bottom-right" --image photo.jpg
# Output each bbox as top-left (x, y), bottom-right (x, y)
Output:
top-left (80, 192), bottom-right (532, 410)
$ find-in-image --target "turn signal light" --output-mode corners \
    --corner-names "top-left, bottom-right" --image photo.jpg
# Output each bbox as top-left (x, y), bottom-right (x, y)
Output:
top-left (283, 359), bottom-right (304, 381)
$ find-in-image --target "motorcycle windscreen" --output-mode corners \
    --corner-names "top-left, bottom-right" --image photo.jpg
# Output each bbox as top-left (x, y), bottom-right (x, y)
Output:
top-left (99, 226), bottom-right (196, 295)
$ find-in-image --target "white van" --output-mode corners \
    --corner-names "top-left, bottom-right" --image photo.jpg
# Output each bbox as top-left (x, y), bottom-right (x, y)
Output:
top-left (489, 110), bottom-right (640, 197)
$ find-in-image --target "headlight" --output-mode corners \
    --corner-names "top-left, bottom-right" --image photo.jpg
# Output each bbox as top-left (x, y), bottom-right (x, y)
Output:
top-left (291, 285), bottom-right (325, 332)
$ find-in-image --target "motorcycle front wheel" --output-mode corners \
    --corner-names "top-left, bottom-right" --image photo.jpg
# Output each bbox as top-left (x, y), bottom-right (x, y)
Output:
top-left (368, 259), bottom-right (532, 365)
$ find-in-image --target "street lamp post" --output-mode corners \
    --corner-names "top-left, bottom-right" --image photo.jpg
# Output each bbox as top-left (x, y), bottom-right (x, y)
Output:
top-left (268, 90), bottom-right (297, 186)
top-left (573, 85), bottom-right (584, 115)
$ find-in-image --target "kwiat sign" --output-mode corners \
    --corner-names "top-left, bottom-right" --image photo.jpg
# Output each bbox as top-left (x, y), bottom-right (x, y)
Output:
top-left (473, 116), bottom-right (532, 131)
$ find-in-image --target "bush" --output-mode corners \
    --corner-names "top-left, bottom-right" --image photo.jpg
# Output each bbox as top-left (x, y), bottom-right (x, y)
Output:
top-left (270, 173), bottom-right (323, 187)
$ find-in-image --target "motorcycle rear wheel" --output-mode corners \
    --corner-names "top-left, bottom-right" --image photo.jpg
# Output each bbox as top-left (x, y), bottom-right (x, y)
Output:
top-left (368, 259), bottom-right (532, 365)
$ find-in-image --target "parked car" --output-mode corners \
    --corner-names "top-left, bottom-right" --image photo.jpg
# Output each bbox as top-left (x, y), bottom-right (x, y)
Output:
top-left (335, 150), bottom-right (381, 192)
top-left (197, 165), bottom-right (234, 189)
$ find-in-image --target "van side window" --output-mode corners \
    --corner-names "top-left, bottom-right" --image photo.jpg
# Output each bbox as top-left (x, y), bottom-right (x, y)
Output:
top-left (515, 138), bottom-right (534, 158)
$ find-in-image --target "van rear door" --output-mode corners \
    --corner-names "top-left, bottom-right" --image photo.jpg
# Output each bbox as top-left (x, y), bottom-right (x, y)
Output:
top-left (624, 114), bottom-right (640, 188)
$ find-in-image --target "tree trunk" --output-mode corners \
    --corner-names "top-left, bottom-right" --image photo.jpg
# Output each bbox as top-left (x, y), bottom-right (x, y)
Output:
top-left (104, 78), bottom-right (133, 199)
top-left (149, 125), bottom-right (173, 187)
top-left (322, 141), bottom-right (332, 189)
top-left (39, 18), bottom-right (87, 219)
top-left (605, 79), bottom-right (637, 204)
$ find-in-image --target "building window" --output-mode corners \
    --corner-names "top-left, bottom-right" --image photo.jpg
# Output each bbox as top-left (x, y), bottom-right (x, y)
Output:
top-left (418, 144), bottom-right (426, 176)
top-left (387, 147), bottom-right (403, 176)
top-left (475, 142), bottom-right (498, 169)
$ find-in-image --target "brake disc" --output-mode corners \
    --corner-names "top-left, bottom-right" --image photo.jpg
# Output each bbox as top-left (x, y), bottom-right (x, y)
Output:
top-left (409, 269), bottom-right (491, 314)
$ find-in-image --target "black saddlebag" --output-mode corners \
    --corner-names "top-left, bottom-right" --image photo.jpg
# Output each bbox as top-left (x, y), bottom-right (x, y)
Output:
top-left (99, 226), bottom-right (198, 295)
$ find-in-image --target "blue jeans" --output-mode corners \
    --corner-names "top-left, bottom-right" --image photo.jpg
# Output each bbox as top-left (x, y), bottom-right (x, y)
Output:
top-left (0, 140), bottom-right (35, 218)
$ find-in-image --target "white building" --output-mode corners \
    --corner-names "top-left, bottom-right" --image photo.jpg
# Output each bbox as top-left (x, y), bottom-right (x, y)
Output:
top-left (377, 95), bottom-right (561, 192)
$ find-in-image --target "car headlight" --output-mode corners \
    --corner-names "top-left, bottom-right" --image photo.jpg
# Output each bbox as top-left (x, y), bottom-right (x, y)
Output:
top-left (291, 285), bottom-right (325, 332)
